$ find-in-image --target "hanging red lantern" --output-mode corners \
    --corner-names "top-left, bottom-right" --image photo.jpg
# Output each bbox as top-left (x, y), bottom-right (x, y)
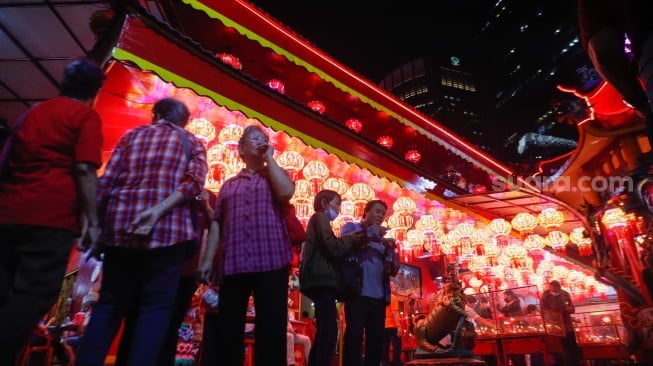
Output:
top-left (345, 118), bottom-right (363, 133)
top-left (267, 79), bottom-right (285, 94)
top-left (307, 100), bottom-right (326, 114)
top-left (377, 136), bottom-right (394, 148)
top-left (404, 150), bottom-right (421, 163)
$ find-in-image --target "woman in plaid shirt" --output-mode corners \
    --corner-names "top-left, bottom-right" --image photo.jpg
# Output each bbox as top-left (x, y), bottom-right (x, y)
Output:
top-left (76, 98), bottom-right (207, 366)
top-left (198, 125), bottom-right (295, 366)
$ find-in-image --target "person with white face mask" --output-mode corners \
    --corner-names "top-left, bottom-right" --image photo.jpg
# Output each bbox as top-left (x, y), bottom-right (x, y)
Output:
top-left (299, 189), bottom-right (367, 366)
top-left (541, 280), bottom-right (579, 365)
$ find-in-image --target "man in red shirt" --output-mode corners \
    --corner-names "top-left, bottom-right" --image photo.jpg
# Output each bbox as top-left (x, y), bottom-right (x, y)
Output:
top-left (0, 57), bottom-right (105, 364)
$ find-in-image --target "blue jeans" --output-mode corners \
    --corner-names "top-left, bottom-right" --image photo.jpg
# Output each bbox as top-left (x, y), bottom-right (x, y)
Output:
top-left (75, 243), bottom-right (186, 366)
top-left (304, 287), bottom-right (339, 366)
top-left (0, 224), bottom-right (75, 365)
top-left (342, 296), bottom-right (386, 366)
top-left (114, 244), bottom-right (198, 366)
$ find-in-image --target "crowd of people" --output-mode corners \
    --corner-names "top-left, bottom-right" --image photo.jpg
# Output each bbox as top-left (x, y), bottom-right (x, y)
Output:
top-left (0, 49), bottom-right (605, 366)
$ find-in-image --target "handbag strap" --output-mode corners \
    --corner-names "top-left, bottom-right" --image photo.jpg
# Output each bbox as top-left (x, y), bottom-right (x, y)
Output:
top-left (170, 124), bottom-right (199, 235)
top-left (309, 215), bottom-right (329, 258)
top-left (0, 107), bottom-right (32, 174)
top-left (11, 108), bottom-right (30, 132)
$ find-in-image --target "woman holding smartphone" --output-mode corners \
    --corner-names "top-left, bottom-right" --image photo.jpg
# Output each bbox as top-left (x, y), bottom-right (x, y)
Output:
top-left (299, 190), bottom-right (366, 366)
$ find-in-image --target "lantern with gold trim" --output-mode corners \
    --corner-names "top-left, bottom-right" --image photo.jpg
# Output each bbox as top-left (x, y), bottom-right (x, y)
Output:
top-left (537, 208), bottom-right (565, 230)
top-left (511, 212), bottom-right (538, 237)
top-left (488, 218), bottom-right (512, 247)
top-left (276, 150), bottom-right (305, 181)
top-left (569, 227), bottom-right (593, 257)
top-left (346, 183), bottom-right (376, 219)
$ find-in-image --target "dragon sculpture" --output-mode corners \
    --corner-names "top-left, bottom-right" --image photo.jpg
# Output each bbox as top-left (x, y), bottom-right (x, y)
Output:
top-left (412, 262), bottom-right (476, 359)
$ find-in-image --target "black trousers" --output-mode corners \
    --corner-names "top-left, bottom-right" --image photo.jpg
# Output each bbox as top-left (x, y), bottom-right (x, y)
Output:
top-left (304, 287), bottom-right (339, 366)
top-left (381, 327), bottom-right (402, 366)
top-left (200, 312), bottom-right (219, 366)
top-left (342, 296), bottom-right (386, 366)
top-left (0, 224), bottom-right (76, 365)
top-left (209, 266), bottom-right (289, 366)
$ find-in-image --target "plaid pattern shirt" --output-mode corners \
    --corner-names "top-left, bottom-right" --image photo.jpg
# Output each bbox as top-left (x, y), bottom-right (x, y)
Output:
top-left (98, 121), bottom-right (207, 249)
top-left (214, 169), bottom-right (293, 275)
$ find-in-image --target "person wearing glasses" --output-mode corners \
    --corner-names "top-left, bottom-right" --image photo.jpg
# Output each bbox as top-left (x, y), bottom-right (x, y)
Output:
top-left (198, 124), bottom-right (295, 366)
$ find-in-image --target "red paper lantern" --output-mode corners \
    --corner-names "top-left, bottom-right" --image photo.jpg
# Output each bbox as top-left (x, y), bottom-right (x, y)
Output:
top-left (267, 79), bottom-right (285, 94)
top-left (404, 150), bottom-right (421, 163)
top-left (216, 53), bottom-right (243, 70)
top-left (307, 100), bottom-right (326, 114)
top-left (377, 136), bottom-right (394, 149)
top-left (345, 118), bottom-right (363, 133)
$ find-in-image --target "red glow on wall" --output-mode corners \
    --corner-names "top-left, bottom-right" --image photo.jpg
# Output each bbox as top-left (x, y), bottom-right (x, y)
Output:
top-left (404, 126), bottom-right (418, 137)
top-left (269, 52), bottom-right (286, 62)
top-left (472, 185), bottom-right (487, 194)
top-left (346, 94), bottom-right (360, 103)
top-left (377, 111), bottom-right (390, 119)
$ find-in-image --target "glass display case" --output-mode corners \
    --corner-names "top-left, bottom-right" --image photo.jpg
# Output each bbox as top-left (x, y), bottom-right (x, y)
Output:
top-left (467, 285), bottom-right (565, 338)
top-left (572, 310), bottom-right (628, 346)
top-left (469, 286), bottom-right (566, 366)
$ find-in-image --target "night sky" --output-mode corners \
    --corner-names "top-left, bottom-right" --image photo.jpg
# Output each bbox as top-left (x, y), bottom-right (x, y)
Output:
top-left (247, 0), bottom-right (495, 82)
top-left (245, 0), bottom-right (587, 165)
